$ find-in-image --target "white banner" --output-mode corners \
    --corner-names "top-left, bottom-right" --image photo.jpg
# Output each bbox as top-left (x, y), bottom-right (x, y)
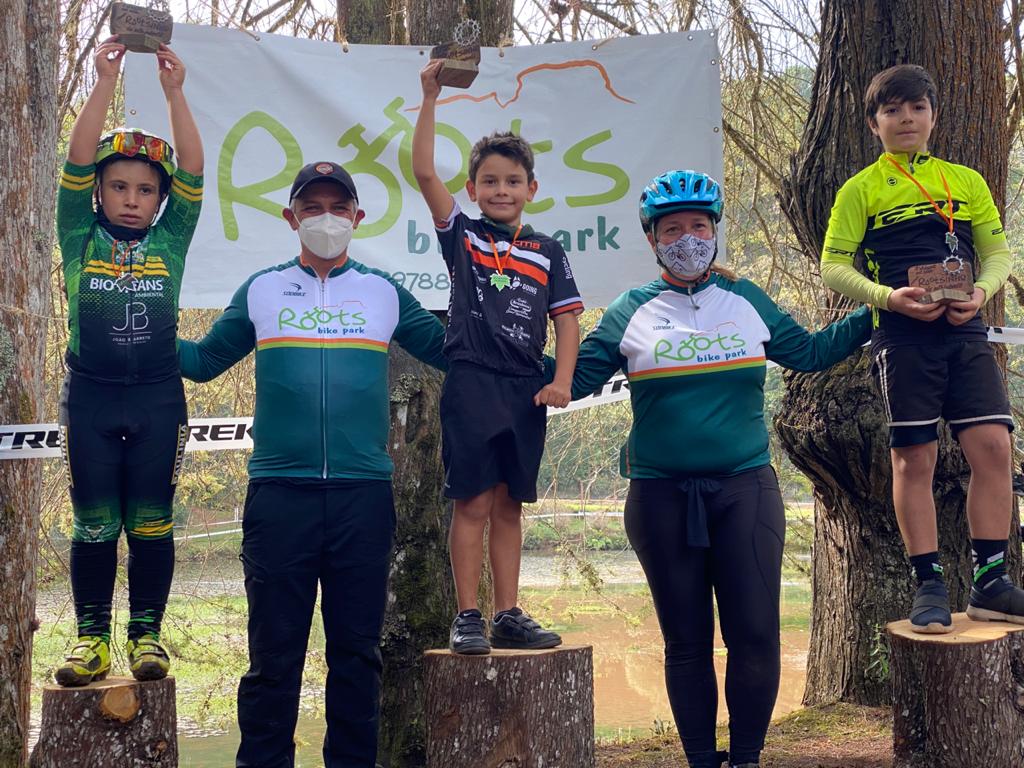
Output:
top-left (10, 323), bottom-right (1024, 459)
top-left (124, 26), bottom-right (724, 310)
top-left (0, 390), bottom-right (627, 460)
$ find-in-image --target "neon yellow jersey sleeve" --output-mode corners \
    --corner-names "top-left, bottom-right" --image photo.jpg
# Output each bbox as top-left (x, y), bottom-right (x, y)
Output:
top-left (968, 170), bottom-right (1010, 303)
top-left (820, 261), bottom-right (893, 308)
top-left (821, 174), bottom-right (893, 308)
top-left (973, 226), bottom-right (1011, 304)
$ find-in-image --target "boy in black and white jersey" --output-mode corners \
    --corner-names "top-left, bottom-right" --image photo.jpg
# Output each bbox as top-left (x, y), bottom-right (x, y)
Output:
top-left (413, 60), bottom-right (583, 654)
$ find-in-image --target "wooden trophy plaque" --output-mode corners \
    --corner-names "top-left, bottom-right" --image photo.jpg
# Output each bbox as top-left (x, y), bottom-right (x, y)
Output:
top-left (110, 2), bottom-right (173, 54)
top-left (430, 19), bottom-right (481, 89)
top-left (907, 259), bottom-right (975, 305)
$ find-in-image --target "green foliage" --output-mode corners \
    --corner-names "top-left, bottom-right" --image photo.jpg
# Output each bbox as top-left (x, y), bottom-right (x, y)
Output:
top-left (865, 622), bottom-right (891, 685)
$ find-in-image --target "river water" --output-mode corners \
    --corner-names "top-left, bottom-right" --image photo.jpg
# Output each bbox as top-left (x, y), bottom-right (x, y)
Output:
top-left (32, 550), bottom-right (810, 766)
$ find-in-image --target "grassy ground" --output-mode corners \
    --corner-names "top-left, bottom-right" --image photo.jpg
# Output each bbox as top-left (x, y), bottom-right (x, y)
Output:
top-left (596, 703), bottom-right (893, 767)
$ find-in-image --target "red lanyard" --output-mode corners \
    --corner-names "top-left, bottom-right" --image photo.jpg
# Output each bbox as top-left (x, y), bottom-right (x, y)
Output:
top-left (885, 155), bottom-right (955, 237)
top-left (486, 224), bottom-right (524, 274)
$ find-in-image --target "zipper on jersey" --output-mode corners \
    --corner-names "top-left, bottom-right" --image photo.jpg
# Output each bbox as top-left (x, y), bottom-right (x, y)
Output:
top-left (319, 276), bottom-right (329, 479)
top-left (687, 285), bottom-right (700, 311)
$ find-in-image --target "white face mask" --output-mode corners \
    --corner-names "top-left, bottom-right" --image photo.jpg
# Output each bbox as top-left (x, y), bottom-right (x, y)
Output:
top-left (298, 212), bottom-right (354, 260)
top-left (656, 233), bottom-right (716, 280)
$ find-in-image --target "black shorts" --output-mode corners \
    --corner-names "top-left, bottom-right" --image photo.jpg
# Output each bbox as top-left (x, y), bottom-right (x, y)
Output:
top-left (440, 362), bottom-right (547, 502)
top-left (871, 341), bottom-right (1013, 448)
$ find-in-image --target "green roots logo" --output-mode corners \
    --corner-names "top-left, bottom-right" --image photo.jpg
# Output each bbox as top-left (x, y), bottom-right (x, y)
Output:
top-left (278, 306), bottom-right (367, 331)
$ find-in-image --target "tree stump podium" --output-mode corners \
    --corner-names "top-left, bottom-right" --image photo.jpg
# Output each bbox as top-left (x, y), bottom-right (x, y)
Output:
top-left (888, 614), bottom-right (1024, 767)
top-left (424, 645), bottom-right (594, 768)
top-left (30, 676), bottom-right (178, 767)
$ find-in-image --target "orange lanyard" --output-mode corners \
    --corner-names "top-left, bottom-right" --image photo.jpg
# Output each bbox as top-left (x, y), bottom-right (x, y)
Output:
top-left (885, 156), bottom-right (958, 250)
top-left (486, 224), bottom-right (524, 274)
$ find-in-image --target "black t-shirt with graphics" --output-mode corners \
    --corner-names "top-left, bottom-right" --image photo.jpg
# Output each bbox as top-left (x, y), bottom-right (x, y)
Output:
top-left (436, 202), bottom-right (584, 376)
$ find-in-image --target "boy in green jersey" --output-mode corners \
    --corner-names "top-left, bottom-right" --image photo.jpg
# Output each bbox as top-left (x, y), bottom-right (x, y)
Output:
top-left (55, 35), bottom-right (203, 685)
top-left (821, 64), bottom-right (1020, 633)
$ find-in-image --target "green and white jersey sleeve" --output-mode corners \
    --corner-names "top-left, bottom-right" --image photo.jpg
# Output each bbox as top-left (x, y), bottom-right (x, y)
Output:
top-left (573, 273), bottom-right (871, 478)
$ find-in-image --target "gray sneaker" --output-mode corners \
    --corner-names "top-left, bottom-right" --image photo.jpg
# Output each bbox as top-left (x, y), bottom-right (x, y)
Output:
top-left (909, 579), bottom-right (953, 634)
top-left (967, 575), bottom-right (1024, 624)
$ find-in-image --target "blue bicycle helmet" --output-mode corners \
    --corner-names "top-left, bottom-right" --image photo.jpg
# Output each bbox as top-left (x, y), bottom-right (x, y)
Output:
top-left (639, 170), bottom-right (723, 230)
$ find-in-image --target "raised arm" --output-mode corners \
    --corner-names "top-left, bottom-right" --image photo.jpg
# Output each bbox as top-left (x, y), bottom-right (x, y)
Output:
top-left (412, 60), bottom-right (456, 223)
top-left (156, 45), bottom-right (203, 176)
top-left (68, 38), bottom-right (125, 165)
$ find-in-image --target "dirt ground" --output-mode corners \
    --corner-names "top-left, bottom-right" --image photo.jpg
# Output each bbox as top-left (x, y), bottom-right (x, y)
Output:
top-left (596, 704), bottom-right (893, 768)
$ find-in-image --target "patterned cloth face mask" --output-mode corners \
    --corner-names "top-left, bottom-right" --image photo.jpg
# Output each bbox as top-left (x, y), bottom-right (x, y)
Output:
top-left (656, 233), bottom-right (716, 280)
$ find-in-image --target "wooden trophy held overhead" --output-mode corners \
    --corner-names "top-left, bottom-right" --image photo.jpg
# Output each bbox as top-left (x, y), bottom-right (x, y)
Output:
top-left (908, 255), bottom-right (975, 305)
top-left (110, 1), bottom-right (173, 54)
top-left (429, 19), bottom-right (481, 89)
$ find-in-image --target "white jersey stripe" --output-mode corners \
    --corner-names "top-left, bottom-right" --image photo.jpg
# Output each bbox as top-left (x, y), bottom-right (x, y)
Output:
top-left (464, 229), bottom-right (551, 271)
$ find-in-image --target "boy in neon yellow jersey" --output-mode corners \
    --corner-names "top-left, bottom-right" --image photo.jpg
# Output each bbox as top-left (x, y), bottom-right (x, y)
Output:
top-left (821, 64), bottom-right (1019, 633)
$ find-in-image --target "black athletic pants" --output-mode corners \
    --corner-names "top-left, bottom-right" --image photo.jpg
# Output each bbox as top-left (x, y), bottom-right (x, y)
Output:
top-left (624, 465), bottom-right (785, 766)
top-left (59, 373), bottom-right (187, 641)
top-left (235, 478), bottom-right (396, 768)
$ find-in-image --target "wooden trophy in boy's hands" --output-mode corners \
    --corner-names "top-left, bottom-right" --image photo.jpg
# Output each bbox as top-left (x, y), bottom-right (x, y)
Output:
top-left (109, 1), bottom-right (173, 54)
top-left (430, 19), bottom-right (482, 89)
top-left (908, 253), bottom-right (975, 305)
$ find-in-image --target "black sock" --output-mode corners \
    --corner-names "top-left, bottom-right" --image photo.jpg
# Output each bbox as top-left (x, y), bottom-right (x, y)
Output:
top-left (70, 539), bottom-right (118, 642)
top-left (126, 535), bottom-right (175, 640)
top-left (909, 552), bottom-right (943, 585)
top-left (972, 539), bottom-right (1007, 589)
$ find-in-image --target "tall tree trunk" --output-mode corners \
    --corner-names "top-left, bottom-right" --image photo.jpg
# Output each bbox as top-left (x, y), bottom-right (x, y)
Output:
top-left (375, 5), bottom-right (513, 765)
top-left (337, 0), bottom-right (405, 45)
top-left (776, 0), bottom-right (1017, 706)
top-left (381, 347), bottom-right (453, 768)
top-left (0, 1), bottom-right (59, 765)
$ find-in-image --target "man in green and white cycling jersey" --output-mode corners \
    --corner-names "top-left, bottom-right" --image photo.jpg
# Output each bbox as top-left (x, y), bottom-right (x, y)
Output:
top-left (180, 162), bottom-right (446, 768)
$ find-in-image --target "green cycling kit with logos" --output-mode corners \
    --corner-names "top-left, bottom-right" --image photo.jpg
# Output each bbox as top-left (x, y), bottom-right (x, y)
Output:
top-left (177, 257), bottom-right (447, 481)
top-left (57, 161), bottom-right (204, 384)
top-left (571, 273), bottom-right (872, 478)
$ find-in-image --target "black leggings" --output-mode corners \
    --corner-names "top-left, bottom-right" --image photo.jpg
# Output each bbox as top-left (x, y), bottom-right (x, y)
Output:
top-left (625, 465), bottom-right (785, 766)
top-left (59, 373), bottom-right (187, 640)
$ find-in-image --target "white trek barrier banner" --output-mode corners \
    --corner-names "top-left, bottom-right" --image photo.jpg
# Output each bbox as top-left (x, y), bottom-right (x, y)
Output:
top-left (124, 26), bottom-right (724, 310)
top-left (7, 325), bottom-right (1024, 460)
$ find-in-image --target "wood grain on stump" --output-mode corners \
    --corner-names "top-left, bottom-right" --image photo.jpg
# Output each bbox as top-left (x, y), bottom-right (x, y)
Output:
top-left (888, 613), bottom-right (1024, 767)
top-left (29, 676), bottom-right (177, 768)
top-left (424, 645), bottom-right (594, 768)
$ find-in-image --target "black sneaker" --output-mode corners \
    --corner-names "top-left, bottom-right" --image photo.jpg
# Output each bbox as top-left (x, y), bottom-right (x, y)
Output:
top-left (686, 750), bottom-right (728, 768)
top-left (909, 579), bottom-right (953, 634)
top-left (449, 609), bottom-right (491, 655)
top-left (490, 607), bottom-right (562, 650)
top-left (967, 575), bottom-right (1024, 625)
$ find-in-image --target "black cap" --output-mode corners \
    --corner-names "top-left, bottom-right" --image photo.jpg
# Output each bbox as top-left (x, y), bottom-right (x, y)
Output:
top-left (289, 162), bottom-right (358, 203)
